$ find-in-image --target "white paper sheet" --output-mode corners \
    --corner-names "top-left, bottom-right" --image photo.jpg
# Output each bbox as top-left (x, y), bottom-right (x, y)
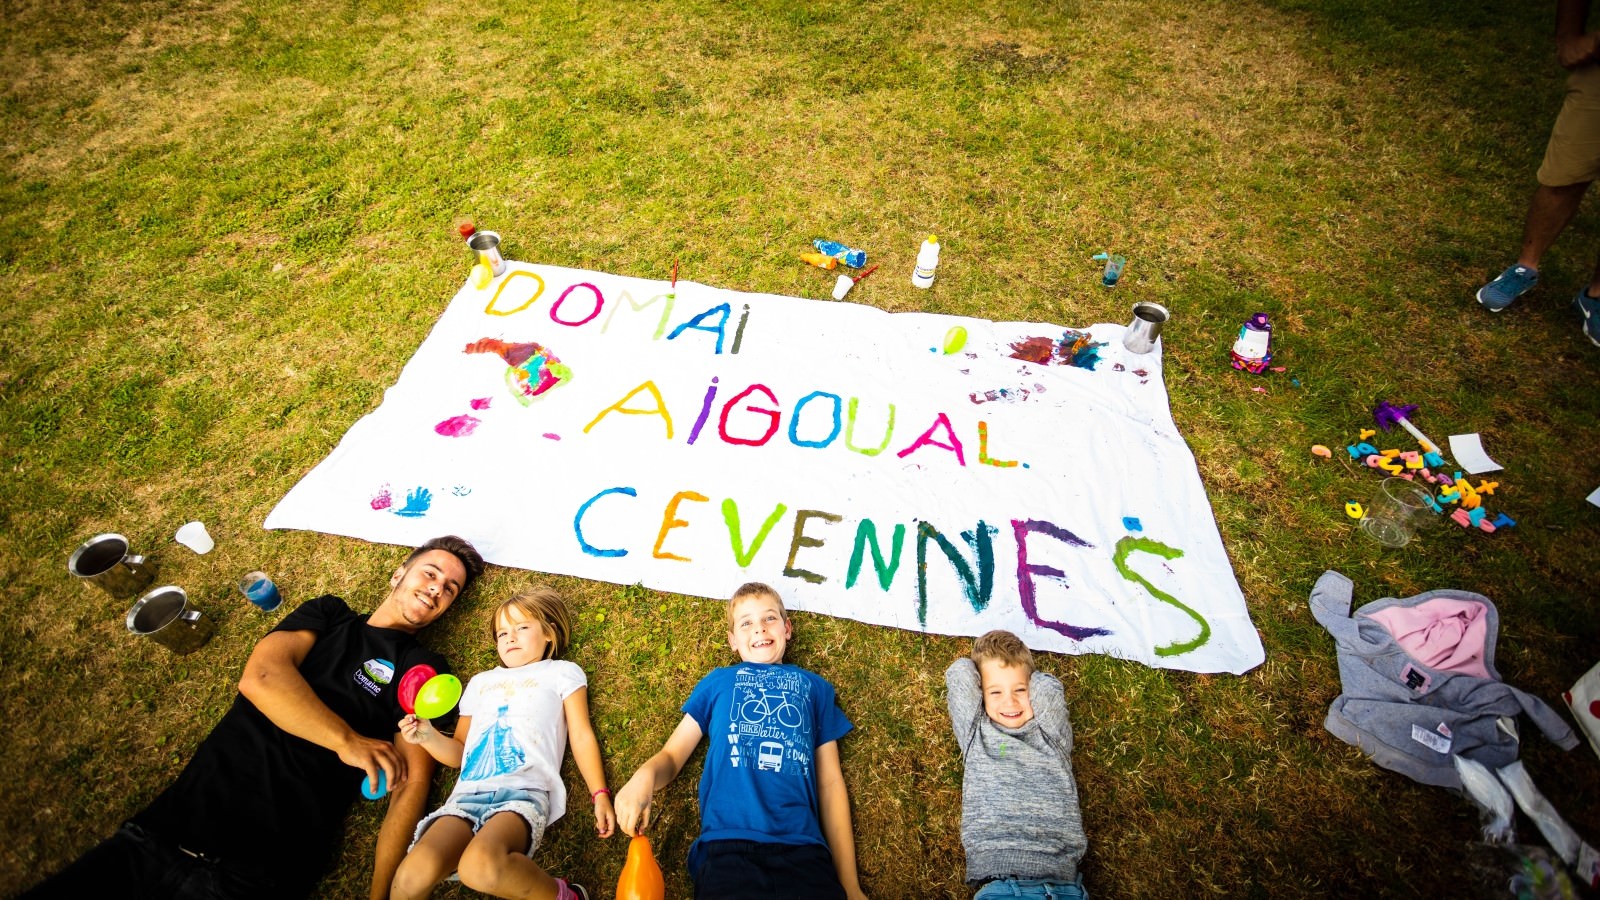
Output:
top-left (1448, 433), bottom-right (1503, 475)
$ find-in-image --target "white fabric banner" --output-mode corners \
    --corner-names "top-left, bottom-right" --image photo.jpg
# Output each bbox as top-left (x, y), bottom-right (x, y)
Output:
top-left (266, 262), bottom-right (1264, 673)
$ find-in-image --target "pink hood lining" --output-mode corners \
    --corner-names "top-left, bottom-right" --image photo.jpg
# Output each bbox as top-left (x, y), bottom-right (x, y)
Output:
top-left (1364, 597), bottom-right (1491, 679)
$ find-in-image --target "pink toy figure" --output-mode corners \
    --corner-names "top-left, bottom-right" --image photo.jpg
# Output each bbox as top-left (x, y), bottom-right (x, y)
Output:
top-left (1230, 313), bottom-right (1272, 373)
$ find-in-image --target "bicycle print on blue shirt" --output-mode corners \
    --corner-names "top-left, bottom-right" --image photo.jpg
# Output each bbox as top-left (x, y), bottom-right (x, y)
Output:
top-left (728, 666), bottom-right (813, 778)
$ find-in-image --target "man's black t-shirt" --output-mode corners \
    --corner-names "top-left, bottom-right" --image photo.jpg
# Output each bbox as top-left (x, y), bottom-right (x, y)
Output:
top-left (132, 595), bottom-right (450, 894)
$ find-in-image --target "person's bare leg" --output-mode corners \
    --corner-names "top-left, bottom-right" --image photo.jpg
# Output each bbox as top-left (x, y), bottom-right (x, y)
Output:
top-left (456, 812), bottom-right (560, 900)
top-left (392, 816), bottom-right (475, 900)
top-left (1518, 181), bottom-right (1592, 269)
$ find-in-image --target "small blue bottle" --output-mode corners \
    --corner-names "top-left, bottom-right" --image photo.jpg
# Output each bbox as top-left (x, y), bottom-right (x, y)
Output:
top-left (813, 239), bottom-right (867, 268)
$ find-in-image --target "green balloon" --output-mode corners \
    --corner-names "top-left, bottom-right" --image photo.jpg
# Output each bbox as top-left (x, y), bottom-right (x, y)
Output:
top-left (943, 325), bottom-right (968, 355)
top-left (413, 674), bottom-right (463, 719)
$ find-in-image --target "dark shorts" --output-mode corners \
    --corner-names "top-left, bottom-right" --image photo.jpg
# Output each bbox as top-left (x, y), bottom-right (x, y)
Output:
top-left (18, 821), bottom-right (287, 900)
top-left (691, 839), bottom-right (846, 900)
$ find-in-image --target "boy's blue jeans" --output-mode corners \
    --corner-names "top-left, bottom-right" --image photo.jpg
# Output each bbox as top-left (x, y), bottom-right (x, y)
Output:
top-left (974, 875), bottom-right (1089, 900)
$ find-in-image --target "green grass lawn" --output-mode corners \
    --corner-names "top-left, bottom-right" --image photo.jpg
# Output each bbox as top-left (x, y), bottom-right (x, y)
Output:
top-left (3, 0), bottom-right (1598, 897)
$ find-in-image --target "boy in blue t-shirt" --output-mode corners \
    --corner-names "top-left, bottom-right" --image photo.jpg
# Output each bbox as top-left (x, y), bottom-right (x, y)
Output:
top-left (615, 583), bottom-right (867, 900)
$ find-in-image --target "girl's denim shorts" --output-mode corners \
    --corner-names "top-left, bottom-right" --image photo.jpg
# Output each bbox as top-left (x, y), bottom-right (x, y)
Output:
top-left (411, 787), bottom-right (551, 857)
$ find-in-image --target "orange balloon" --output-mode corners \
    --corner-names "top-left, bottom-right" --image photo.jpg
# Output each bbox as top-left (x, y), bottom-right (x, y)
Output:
top-left (616, 834), bottom-right (665, 900)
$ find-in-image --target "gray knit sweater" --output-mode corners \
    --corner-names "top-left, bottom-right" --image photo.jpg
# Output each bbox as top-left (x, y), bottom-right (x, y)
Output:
top-left (946, 658), bottom-right (1087, 885)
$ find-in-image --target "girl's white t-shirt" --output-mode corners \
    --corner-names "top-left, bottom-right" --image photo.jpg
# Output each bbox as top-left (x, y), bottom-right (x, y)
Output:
top-left (451, 659), bottom-right (586, 823)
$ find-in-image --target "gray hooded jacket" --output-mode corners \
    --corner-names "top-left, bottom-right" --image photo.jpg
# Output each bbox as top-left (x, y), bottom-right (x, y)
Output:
top-left (1310, 570), bottom-right (1577, 788)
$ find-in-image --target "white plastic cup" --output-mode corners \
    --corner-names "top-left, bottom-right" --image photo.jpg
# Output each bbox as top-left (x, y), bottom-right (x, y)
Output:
top-left (832, 274), bottom-right (854, 300)
top-left (174, 521), bottom-right (215, 555)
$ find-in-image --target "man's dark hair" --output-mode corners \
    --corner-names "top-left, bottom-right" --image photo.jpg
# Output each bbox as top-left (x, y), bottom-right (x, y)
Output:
top-left (405, 535), bottom-right (486, 597)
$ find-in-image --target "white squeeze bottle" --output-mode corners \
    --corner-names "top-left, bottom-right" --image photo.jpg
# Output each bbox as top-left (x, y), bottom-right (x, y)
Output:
top-left (911, 234), bottom-right (940, 288)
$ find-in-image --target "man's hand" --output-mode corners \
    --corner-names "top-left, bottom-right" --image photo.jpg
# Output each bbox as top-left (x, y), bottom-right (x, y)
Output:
top-left (1556, 0), bottom-right (1597, 69)
top-left (1558, 32), bottom-right (1600, 69)
top-left (339, 733), bottom-right (405, 796)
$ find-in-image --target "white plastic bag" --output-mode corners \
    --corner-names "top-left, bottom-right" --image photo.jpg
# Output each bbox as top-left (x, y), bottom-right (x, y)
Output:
top-left (1453, 754), bottom-right (1514, 844)
top-left (1496, 761), bottom-right (1600, 888)
top-left (1562, 659), bottom-right (1600, 763)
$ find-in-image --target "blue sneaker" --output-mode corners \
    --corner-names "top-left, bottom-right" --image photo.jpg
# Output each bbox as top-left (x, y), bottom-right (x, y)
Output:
top-left (1575, 287), bottom-right (1600, 347)
top-left (1476, 264), bottom-right (1538, 311)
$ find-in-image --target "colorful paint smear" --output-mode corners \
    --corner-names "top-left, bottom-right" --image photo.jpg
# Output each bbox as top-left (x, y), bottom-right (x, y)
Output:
top-left (464, 337), bottom-right (573, 405)
top-left (1009, 337), bottom-right (1055, 365)
top-left (371, 485), bottom-right (393, 510)
top-left (435, 414), bottom-right (481, 437)
top-left (470, 397), bottom-right (492, 410)
top-left (969, 383), bottom-right (1047, 405)
top-left (971, 388), bottom-right (1028, 405)
top-left (1007, 332), bottom-right (1107, 370)
top-left (1056, 330), bottom-right (1106, 370)
top-left (394, 487), bottom-right (432, 518)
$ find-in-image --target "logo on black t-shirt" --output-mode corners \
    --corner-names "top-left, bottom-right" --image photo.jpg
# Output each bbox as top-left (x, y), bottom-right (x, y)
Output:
top-left (356, 657), bottom-right (395, 697)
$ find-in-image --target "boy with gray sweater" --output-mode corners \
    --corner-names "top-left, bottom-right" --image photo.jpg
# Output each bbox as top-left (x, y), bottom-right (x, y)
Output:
top-left (946, 631), bottom-right (1088, 900)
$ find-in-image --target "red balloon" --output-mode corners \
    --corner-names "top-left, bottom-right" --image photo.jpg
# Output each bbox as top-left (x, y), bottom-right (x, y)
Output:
top-left (397, 664), bottom-right (437, 714)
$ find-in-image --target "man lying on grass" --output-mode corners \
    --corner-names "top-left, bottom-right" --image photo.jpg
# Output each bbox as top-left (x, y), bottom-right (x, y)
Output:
top-left (21, 536), bottom-right (485, 900)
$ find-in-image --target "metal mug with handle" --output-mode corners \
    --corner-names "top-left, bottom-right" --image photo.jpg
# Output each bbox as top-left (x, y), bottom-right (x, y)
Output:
top-left (69, 533), bottom-right (158, 599)
top-left (126, 586), bottom-right (216, 654)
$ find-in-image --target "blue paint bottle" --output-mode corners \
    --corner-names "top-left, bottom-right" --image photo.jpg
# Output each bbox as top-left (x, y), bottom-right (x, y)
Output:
top-left (813, 239), bottom-right (867, 268)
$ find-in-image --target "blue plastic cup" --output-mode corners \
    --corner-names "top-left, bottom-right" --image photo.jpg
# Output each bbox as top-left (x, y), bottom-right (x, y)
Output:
top-left (239, 571), bottom-right (283, 612)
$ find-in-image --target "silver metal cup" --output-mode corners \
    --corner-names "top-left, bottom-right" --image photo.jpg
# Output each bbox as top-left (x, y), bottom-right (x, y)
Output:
top-left (466, 230), bottom-right (507, 276)
top-left (68, 533), bottom-right (157, 598)
top-left (126, 586), bottom-right (216, 654)
top-left (1122, 302), bottom-right (1169, 354)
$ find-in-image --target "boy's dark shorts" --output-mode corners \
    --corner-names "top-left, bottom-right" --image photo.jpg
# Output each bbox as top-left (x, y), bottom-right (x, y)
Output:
top-left (691, 839), bottom-right (846, 900)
